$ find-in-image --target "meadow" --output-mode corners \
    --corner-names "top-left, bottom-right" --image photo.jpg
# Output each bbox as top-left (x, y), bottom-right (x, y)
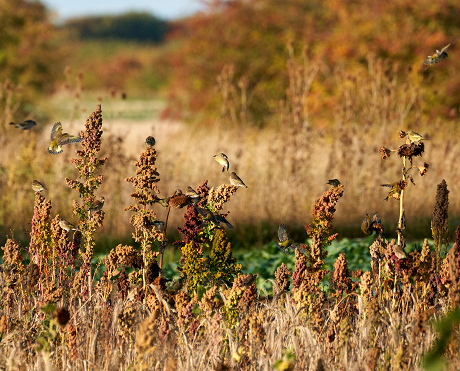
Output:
top-left (2, 0), bottom-right (460, 370)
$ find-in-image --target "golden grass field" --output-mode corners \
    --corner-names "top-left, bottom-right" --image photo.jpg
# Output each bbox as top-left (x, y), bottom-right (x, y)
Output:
top-left (2, 53), bottom-right (460, 370)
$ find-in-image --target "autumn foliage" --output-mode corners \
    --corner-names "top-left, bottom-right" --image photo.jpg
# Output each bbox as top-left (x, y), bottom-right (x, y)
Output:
top-left (166, 0), bottom-right (460, 123)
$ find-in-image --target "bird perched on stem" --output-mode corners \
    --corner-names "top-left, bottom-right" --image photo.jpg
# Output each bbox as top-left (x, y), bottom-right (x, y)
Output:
top-left (59, 218), bottom-right (77, 233)
top-left (88, 197), bottom-right (105, 217)
top-left (32, 180), bottom-right (47, 193)
top-left (407, 131), bottom-right (428, 144)
top-left (424, 38), bottom-right (456, 70)
top-left (145, 136), bottom-right (155, 148)
top-left (230, 172), bottom-right (248, 188)
top-left (361, 212), bottom-right (382, 235)
top-left (10, 120), bottom-right (36, 130)
top-left (393, 244), bottom-right (408, 260)
top-left (213, 153), bottom-right (229, 172)
top-left (185, 186), bottom-right (201, 203)
top-left (276, 224), bottom-right (305, 254)
top-left (48, 122), bottom-right (82, 155)
top-left (327, 179), bottom-right (341, 187)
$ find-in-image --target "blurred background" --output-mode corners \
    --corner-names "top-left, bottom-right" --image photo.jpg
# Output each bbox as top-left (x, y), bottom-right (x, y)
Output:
top-left (1, 0), bottom-right (460, 255)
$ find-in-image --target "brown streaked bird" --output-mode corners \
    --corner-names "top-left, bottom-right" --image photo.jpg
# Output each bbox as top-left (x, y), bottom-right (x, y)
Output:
top-left (213, 153), bottom-right (229, 172)
top-left (32, 180), bottom-right (47, 193)
top-left (424, 38), bottom-right (456, 70)
top-left (59, 218), bottom-right (77, 233)
top-left (327, 179), bottom-right (341, 187)
top-left (393, 244), bottom-right (408, 260)
top-left (230, 172), bottom-right (248, 188)
top-left (10, 120), bottom-right (37, 130)
top-left (145, 136), bottom-right (155, 148)
top-left (168, 189), bottom-right (193, 209)
top-left (48, 122), bottom-right (82, 155)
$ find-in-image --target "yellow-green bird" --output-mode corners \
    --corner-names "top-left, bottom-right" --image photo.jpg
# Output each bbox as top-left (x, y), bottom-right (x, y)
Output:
top-left (213, 153), bottom-right (229, 172)
top-left (327, 179), bottom-right (341, 187)
top-left (407, 131), bottom-right (428, 144)
top-left (383, 186), bottom-right (401, 202)
top-left (361, 212), bottom-right (379, 235)
top-left (145, 136), bottom-right (155, 148)
top-left (381, 182), bottom-right (402, 201)
top-left (10, 120), bottom-right (37, 130)
top-left (155, 197), bottom-right (171, 208)
top-left (59, 218), bottom-right (77, 233)
top-left (185, 186), bottom-right (201, 203)
top-left (48, 122), bottom-right (82, 155)
top-left (88, 197), bottom-right (105, 216)
top-left (424, 38), bottom-right (456, 70)
top-left (230, 172), bottom-right (248, 188)
top-left (195, 206), bottom-right (218, 226)
top-left (276, 224), bottom-right (305, 254)
top-left (32, 180), bottom-right (46, 193)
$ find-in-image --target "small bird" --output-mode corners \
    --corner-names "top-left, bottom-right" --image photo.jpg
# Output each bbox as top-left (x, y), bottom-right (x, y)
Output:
top-left (393, 244), bottom-right (408, 260)
top-left (145, 136), bottom-right (155, 148)
top-left (327, 179), bottom-right (341, 187)
top-left (230, 172), bottom-right (248, 188)
top-left (10, 120), bottom-right (37, 130)
top-left (383, 186), bottom-right (401, 202)
top-left (48, 122), bottom-right (82, 155)
top-left (185, 186), bottom-right (201, 203)
top-left (196, 207), bottom-right (218, 226)
top-left (152, 221), bottom-right (165, 231)
top-left (154, 197), bottom-right (171, 208)
top-left (167, 278), bottom-right (184, 293)
top-left (381, 182), bottom-right (402, 201)
top-left (88, 197), bottom-right (105, 216)
top-left (276, 224), bottom-right (305, 254)
top-left (407, 131), bottom-right (428, 144)
top-left (361, 212), bottom-right (379, 235)
top-left (168, 189), bottom-right (193, 209)
top-left (424, 38), bottom-right (456, 70)
top-left (213, 153), bottom-right (229, 172)
top-left (59, 218), bottom-right (77, 233)
top-left (32, 180), bottom-right (47, 193)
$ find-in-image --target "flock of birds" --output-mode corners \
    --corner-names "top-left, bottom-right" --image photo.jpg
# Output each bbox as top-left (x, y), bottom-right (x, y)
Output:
top-left (17, 116), bottom-right (429, 258)
top-left (10, 38), bottom-right (452, 256)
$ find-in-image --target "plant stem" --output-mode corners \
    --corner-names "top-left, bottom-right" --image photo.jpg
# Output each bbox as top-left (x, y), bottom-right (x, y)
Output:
top-left (397, 156), bottom-right (406, 246)
top-left (159, 206), bottom-right (171, 271)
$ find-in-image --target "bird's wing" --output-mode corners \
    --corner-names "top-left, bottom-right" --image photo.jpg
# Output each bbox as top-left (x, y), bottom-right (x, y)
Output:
top-left (50, 122), bottom-right (63, 141)
top-left (58, 134), bottom-right (82, 146)
top-left (440, 38), bottom-right (456, 53)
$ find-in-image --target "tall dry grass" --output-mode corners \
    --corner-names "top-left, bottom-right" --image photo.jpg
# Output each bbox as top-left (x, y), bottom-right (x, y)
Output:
top-left (2, 54), bottom-right (460, 246)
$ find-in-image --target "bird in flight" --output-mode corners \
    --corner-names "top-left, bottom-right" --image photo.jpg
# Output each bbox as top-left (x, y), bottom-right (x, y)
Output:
top-left (48, 122), bottom-right (82, 155)
top-left (424, 38), bottom-right (456, 70)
